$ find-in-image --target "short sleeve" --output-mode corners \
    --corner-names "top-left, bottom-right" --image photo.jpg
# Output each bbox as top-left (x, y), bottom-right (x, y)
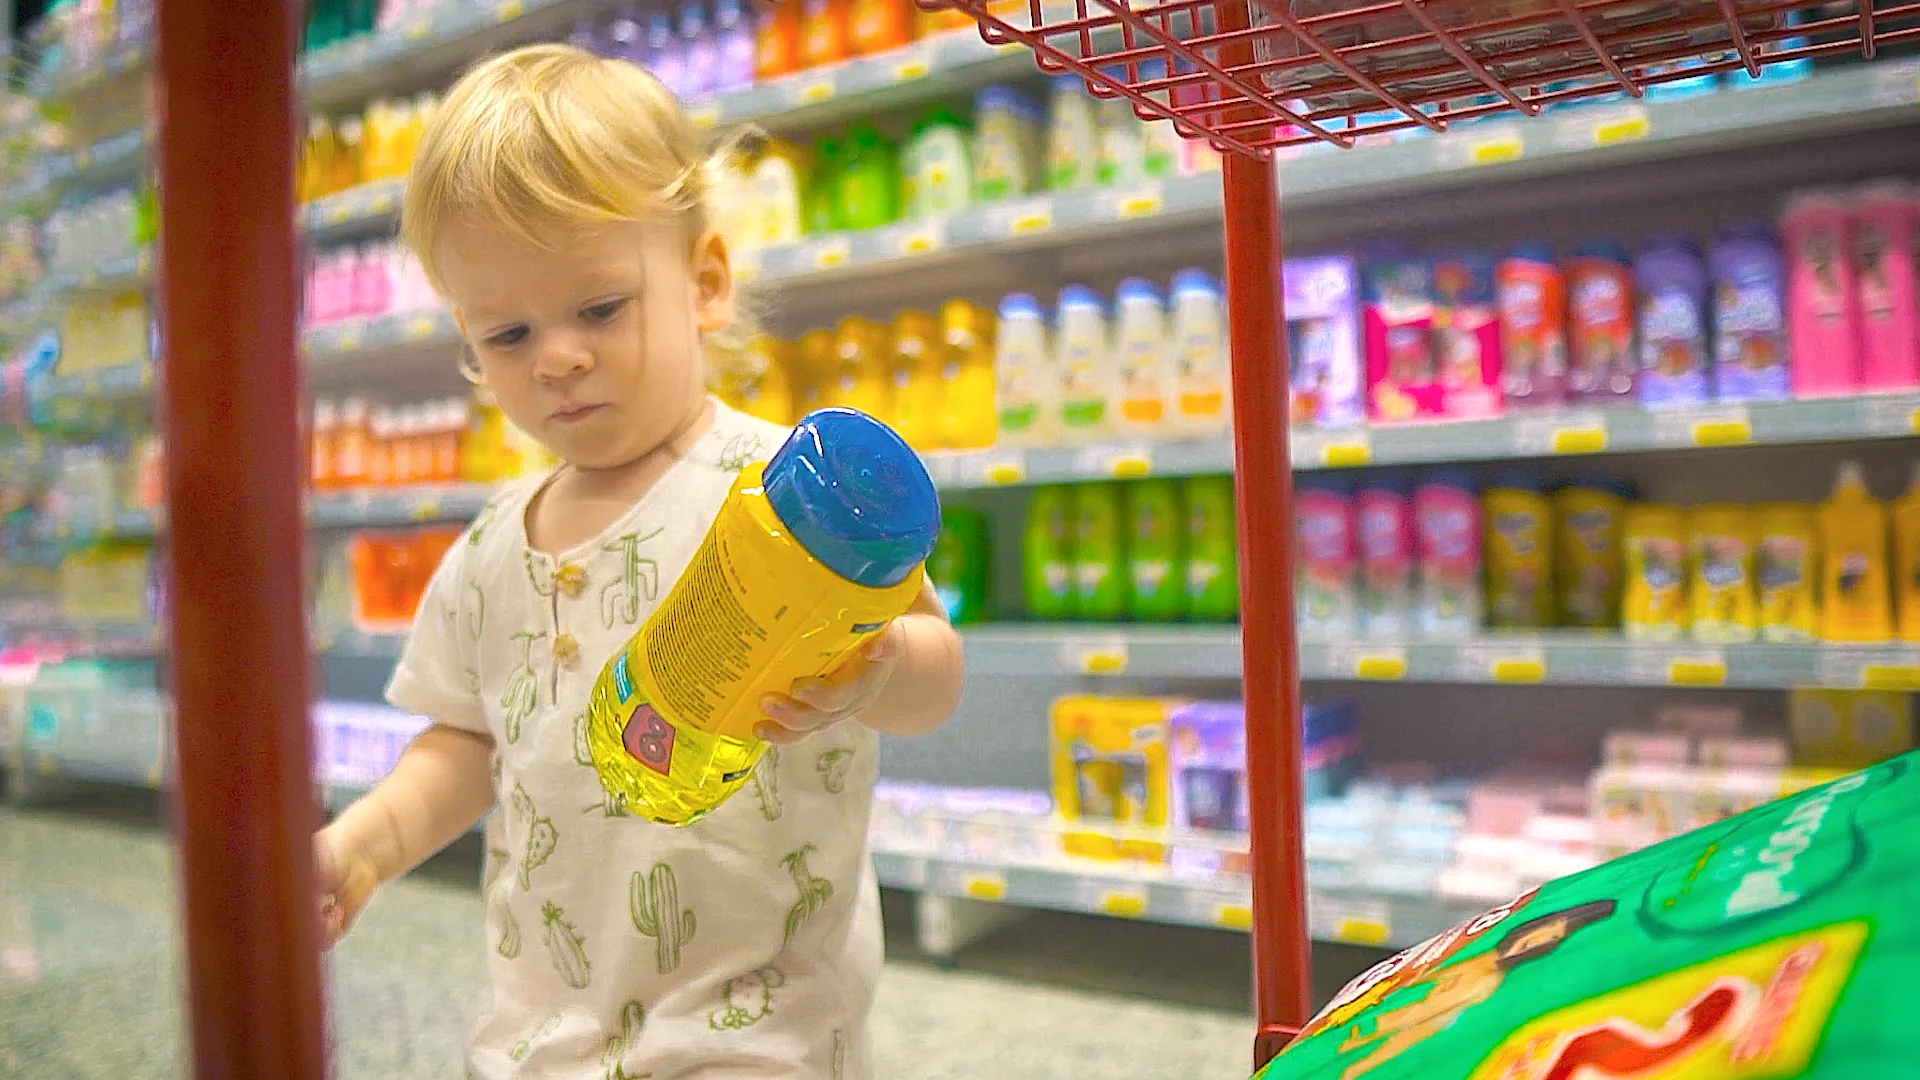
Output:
top-left (384, 537), bottom-right (489, 736)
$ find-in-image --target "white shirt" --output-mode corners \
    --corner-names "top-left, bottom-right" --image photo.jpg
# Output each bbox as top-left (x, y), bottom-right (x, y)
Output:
top-left (387, 401), bottom-right (881, 1080)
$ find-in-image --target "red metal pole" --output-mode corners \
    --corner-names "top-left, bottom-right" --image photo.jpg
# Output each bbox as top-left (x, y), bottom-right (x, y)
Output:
top-left (1223, 134), bottom-right (1314, 1077)
top-left (155, 1), bottom-right (329, 1078)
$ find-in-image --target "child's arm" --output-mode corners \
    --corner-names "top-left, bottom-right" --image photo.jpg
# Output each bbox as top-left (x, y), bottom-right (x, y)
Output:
top-left (315, 723), bottom-right (495, 945)
top-left (758, 580), bottom-right (964, 741)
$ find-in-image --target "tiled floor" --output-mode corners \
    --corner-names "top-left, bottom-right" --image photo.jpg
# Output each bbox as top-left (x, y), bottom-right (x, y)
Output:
top-left (0, 784), bottom-right (1361, 1080)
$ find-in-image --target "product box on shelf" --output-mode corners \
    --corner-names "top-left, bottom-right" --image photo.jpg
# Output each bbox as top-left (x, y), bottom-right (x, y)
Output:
top-left (1284, 254), bottom-right (1364, 429)
top-left (1050, 695), bottom-right (1174, 864)
top-left (1788, 689), bottom-right (1915, 770)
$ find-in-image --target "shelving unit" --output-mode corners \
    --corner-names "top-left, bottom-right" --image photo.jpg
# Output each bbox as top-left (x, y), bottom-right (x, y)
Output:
top-left (4, 5), bottom-right (1919, 1072)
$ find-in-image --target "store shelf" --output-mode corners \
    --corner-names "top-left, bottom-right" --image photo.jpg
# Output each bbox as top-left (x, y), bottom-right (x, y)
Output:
top-left (961, 625), bottom-right (1920, 691)
top-left (41, 249), bottom-right (150, 297)
top-left (869, 848), bottom-right (1477, 949)
top-left (0, 128), bottom-right (146, 212)
top-left (305, 309), bottom-right (461, 368)
top-left (309, 484), bottom-right (495, 529)
top-left (34, 363), bottom-right (154, 405)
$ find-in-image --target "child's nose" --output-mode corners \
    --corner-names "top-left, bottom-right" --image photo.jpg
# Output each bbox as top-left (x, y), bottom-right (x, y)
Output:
top-left (534, 338), bottom-right (595, 382)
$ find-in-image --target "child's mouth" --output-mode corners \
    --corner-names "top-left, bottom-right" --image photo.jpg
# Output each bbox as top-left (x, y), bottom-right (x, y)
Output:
top-left (553, 403), bottom-right (606, 424)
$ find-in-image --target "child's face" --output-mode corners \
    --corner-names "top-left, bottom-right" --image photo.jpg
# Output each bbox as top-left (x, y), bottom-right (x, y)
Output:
top-left (437, 215), bottom-right (734, 471)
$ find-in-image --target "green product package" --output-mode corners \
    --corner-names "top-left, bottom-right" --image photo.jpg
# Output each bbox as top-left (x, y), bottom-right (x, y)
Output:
top-left (930, 505), bottom-right (990, 626)
top-left (1126, 479), bottom-right (1188, 621)
top-left (1023, 485), bottom-right (1076, 620)
top-left (835, 125), bottom-right (900, 232)
top-left (1072, 482), bottom-right (1128, 620)
top-left (804, 137), bottom-right (844, 234)
top-left (1259, 753), bottom-right (1920, 1080)
top-left (1186, 476), bottom-right (1239, 621)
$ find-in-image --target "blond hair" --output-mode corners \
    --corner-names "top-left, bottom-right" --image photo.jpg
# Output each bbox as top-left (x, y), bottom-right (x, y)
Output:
top-left (402, 44), bottom-right (754, 375)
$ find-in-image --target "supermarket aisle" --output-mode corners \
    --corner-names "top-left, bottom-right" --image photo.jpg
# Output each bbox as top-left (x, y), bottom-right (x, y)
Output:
top-left (0, 787), bottom-right (1252, 1080)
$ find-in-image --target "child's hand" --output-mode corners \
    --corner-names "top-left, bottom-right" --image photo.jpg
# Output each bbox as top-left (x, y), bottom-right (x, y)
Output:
top-left (314, 827), bottom-right (380, 950)
top-left (757, 621), bottom-right (906, 744)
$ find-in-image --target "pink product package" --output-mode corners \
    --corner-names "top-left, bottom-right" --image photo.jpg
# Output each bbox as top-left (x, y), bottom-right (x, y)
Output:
top-left (1852, 181), bottom-right (1920, 391)
top-left (1782, 191), bottom-right (1860, 396)
top-left (1430, 252), bottom-right (1504, 418)
top-left (1283, 254), bottom-right (1365, 429)
top-left (1362, 254), bottom-right (1443, 422)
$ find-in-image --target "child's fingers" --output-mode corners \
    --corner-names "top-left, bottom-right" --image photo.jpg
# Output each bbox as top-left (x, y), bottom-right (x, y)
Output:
top-left (757, 694), bottom-right (837, 743)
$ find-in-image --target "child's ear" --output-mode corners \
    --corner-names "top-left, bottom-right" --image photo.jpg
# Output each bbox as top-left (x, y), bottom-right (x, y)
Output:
top-left (690, 231), bottom-right (735, 335)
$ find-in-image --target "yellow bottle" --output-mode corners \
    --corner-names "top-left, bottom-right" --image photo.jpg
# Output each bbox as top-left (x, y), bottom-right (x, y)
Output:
top-left (732, 337), bottom-right (795, 427)
top-left (362, 99), bottom-right (406, 182)
top-left (886, 311), bottom-right (943, 451)
top-left (1552, 480), bottom-right (1626, 628)
top-left (1482, 479), bottom-right (1555, 628)
top-left (584, 410), bottom-right (940, 825)
top-left (749, 139), bottom-right (809, 248)
top-left (792, 329), bottom-right (835, 420)
top-left (1686, 504), bottom-right (1756, 643)
top-left (828, 317), bottom-right (893, 420)
top-left (1817, 462), bottom-right (1892, 643)
top-left (302, 116), bottom-right (339, 202)
top-left (1622, 504), bottom-right (1688, 640)
top-left (1893, 463), bottom-right (1920, 642)
top-left (1755, 503), bottom-right (1819, 642)
top-left (937, 299), bottom-right (997, 450)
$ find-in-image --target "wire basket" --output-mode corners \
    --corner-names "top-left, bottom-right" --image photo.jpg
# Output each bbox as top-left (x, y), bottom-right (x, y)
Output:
top-left (917, 0), bottom-right (1920, 154)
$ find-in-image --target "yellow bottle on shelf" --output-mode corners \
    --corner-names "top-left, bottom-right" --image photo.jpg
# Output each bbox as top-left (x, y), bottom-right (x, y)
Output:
top-left (1686, 504), bottom-right (1757, 643)
top-left (1622, 504), bottom-right (1688, 640)
top-left (937, 299), bottom-right (997, 450)
top-left (829, 316), bottom-right (893, 421)
top-left (1894, 463), bottom-right (1920, 642)
top-left (731, 336), bottom-right (795, 427)
top-left (886, 311), bottom-right (943, 450)
top-left (1755, 503), bottom-right (1819, 642)
top-left (1817, 462), bottom-right (1892, 643)
top-left (583, 409), bottom-right (940, 825)
top-left (362, 99), bottom-right (407, 182)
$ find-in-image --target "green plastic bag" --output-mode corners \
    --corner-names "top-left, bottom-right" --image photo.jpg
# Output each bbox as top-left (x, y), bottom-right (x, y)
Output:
top-left (1260, 752), bottom-right (1915, 1080)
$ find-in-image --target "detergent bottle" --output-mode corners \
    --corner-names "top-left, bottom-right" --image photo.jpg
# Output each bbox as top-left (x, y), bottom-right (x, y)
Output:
top-left (584, 409), bottom-right (939, 825)
top-left (828, 316), bottom-right (893, 421)
top-left (937, 299), bottom-right (997, 450)
top-left (1024, 485), bottom-right (1077, 619)
top-left (886, 310), bottom-right (943, 450)
top-left (1185, 475), bottom-right (1239, 622)
top-left (1818, 462), bottom-right (1892, 643)
top-left (994, 292), bottom-right (1053, 446)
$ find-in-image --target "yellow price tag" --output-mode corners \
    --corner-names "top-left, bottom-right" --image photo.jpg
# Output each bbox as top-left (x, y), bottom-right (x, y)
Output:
top-left (1116, 190), bottom-right (1163, 219)
top-left (1593, 112), bottom-right (1651, 146)
top-left (1862, 665), bottom-right (1920, 691)
top-left (327, 204), bottom-right (351, 224)
top-left (493, 0), bottom-right (525, 20)
top-left (36, 755), bottom-right (56, 776)
top-left (1321, 441), bottom-right (1372, 467)
top-left (1097, 890), bottom-right (1148, 918)
top-left (964, 874), bottom-right (1007, 901)
top-left (1108, 453), bottom-right (1151, 479)
top-left (1010, 209), bottom-right (1053, 235)
top-left (798, 79), bottom-right (836, 104)
top-left (1691, 419), bottom-right (1751, 446)
top-left (1354, 654), bottom-right (1407, 680)
top-left (1214, 904), bottom-right (1254, 931)
top-left (1669, 660), bottom-right (1727, 686)
top-left (404, 19), bottom-right (434, 40)
top-left (1469, 135), bottom-right (1523, 164)
top-left (407, 317), bottom-right (438, 340)
top-left (1077, 647), bottom-right (1129, 675)
top-left (1332, 914), bottom-right (1392, 947)
top-left (368, 192), bottom-right (396, 215)
top-left (409, 499), bottom-right (443, 522)
top-left (982, 459), bottom-right (1026, 485)
top-left (1550, 426), bottom-right (1607, 454)
top-left (813, 242), bottom-right (850, 269)
top-left (899, 230), bottom-right (941, 256)
top-left (146, 761), bottom-right (163, 787)
top-left (893, 57), bottom-right (931, 82)
top-left (1491, 657), bottom-right (1546, 683)
top-left (688, 105), bottom-right (721, 131)
top-left (336, 330), bottom-right (363, 352)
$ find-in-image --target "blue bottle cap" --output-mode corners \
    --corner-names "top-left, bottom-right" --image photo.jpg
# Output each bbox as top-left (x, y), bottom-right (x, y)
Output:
top-left (1058, 284), bottom-right (1105, 311)
top-left (1570, 239), bottom-right (1630, 264)
top-left (1116, 277), bottom-right (1162, 306)
top-left (763, 409), bottom-right (942, 589)
top-left (1509, 241), bottom-right (1556, 264)
top-left (998, 292), bottom-right (1044, 320)
top-left (1170, 268), bottom-right (1219, 296)
top-left (976, 84), bottom-right (1032, 114)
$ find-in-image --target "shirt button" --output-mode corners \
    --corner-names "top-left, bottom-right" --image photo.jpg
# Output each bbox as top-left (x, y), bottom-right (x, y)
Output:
top-left (555, 564), bottom-right (588, 598)
top-left (553, 633), bottom-right (581, 667)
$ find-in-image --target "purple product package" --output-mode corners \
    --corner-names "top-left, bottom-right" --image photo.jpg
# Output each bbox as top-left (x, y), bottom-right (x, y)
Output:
top-left (1283, 254), bottom-right (1365, 430)
top-left (1636, 236), bottom-right (1713, 408)
top-left (1710, 223), bottom-right (1791, 402)
top-left (1362, 254), bottom-right (1442, 422)
top-left (1169, 699), bottom-right (1363, 833)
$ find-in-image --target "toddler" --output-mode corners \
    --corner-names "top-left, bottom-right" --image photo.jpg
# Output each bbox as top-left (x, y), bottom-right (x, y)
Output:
top-left (314, 44), bottom-right (965, 1080)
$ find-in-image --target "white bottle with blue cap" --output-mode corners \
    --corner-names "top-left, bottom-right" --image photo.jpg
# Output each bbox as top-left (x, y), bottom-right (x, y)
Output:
top-left (994, 292), bottom-right (1055, 447)
top-left (581, 407), bottom-right (941, 826)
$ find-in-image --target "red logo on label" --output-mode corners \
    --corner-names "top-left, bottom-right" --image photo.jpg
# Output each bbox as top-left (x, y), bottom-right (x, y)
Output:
top-left (622, 706), bottom-right (675, 775)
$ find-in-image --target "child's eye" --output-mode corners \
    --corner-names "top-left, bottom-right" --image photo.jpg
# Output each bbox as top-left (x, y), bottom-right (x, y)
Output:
top-left (486, 325), bottom-right (530, 349)
top-left (582, 298), bottom-right (628, 323)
